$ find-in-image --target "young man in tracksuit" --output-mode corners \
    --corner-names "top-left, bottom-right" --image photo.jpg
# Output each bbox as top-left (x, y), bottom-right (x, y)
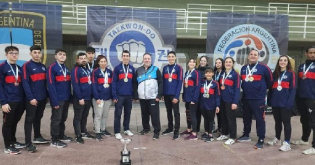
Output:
top-left (0, 46), bottom-right (25, 154)
top-left (22, 45), bottom-right (49, 152)
top-left (134, 53), bottom-right (163, 140)
top-left (112, 50), bottom-right (136, 139)
top-left (292, 46), bottom-right (315, 155)
top-left (71, 53), bottom-right (94, 144)
top-left (47, 49), bottom-right (72, 148)
top-left (238, 50), bottom-right (273, 149)
top-left (162, 51), bottom-right (183, 140)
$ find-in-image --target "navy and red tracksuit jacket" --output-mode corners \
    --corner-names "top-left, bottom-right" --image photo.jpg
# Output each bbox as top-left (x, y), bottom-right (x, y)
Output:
top-left (92, 67), bottom-right (113, 101)
top-left (219, 69), bottom-right (240, 104)
top-left (47, 61), bottom-right (71, 107)
top-left (71, 65), bottom-right (92, 100)
top-left (240, 62), bottom-right (273, 100)
top-left (268, 70), bottom-right (296, 109)
top-left (112, 63), bottom-right (135, 99)
top-left (297, 60), bottom-right (315, 99)
top-left (22, 60), bottom-right (47, 101)
top-left (199, 79), bottom-right (221, 110)
top-left (183, 69), bottom-right (201, 103)
top-left (163, 63), bottom-right (183, 99)
top-left (0, 61), bottom-right (24, 105)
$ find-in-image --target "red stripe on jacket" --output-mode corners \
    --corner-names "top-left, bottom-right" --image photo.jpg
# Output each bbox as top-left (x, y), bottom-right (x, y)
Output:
top-left (118, 73), bottom-right (133, 79)
top-left (30, 73), bottom-right (46, 81)
top-left (272, 81), bottom-right (290, 88)
top-left (200, 87), bottom-right (214, 94)
top-left (48, 63), bottom-right (56, 84)
top-left (56, 75), bottom-right (70, 82)
top-left (222, 79), bottom-right (234, 86)
top-left (164, 74), bottom-right (178, 79)
top-left (241, 75), bottom-right (262, 81)
top-left (298, 72), bottom-right (315, 79)
top-left (98, 78), bottom-right (112, 84)
top-left (5, 75), bottom-right (21, 83)
top-left (23, 61), bottom-right (31, 79)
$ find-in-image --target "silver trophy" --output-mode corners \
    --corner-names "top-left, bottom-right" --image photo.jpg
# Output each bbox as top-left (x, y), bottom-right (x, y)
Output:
top-left (120, 138), bottom-right (132, 165)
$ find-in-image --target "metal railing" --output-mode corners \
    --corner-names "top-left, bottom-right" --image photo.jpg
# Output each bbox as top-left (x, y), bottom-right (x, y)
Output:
top-left (19, 0), bottom-right (75, 15)
top-left (269, 3), bottom-right (315, 15)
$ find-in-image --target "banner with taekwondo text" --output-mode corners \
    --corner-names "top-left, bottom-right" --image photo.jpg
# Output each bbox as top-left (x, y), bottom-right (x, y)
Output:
top-left (0, 2), bottom-right (62, 66)
top-left (87, 6), bottom-right (177, 70)
top-left (206, 12), bottom-right (288, 72)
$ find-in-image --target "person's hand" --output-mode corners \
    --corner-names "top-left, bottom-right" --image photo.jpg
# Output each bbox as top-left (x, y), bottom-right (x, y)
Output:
top-left (54, 106), bottom-right (59, 109)
top-left (191, 102), bottom-right (195, 105)
top-left (96, 99), bottom-right (102, 104)
top-left (2, 104), bottom-right (11, 113)
top-left (231, 104), bottom-right (237, 110)
top-left (133, 99), bottom-right (139, 102)
top-left (156, 98), bottom-right (160, 102)
top-left (215, 107), bottom-right (220, 113)
top-left (79, 99), bottom-right (85, 105)
top-left (30, 99), bottom-right (38, 106)
top-left (113, 99), bottom-right (118, 103)
top-left (172, 98), bottom-right (178, 104)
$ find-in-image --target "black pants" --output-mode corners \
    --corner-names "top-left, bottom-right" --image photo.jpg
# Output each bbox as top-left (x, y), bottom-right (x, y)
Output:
top-left (164, 95), bottom-right (180, 133)
top-left (221, 102), bottom-right (237, 139)
top-left (196, 103), bottom-right (202, 132)
top-left (201, 109), bottom-right (215, 133)
top-left (297, 98), bottom-right (315, 147)
top-left (2, 102), bottom-right (25, 148)
top-left (51, 100), bottom-right (69, 142)
top-left (73, 99), bottom-right (91, 135)
top-left (185, 102), bottom-right (198, 132)
top-left (114, 95), bottom-right (132, 133)
top-left (272, 107), bottom-right (291, 142)
top-left (24, 100), bottom-right (47, 144)
top-left (140, 99), bottom-right (161, 133)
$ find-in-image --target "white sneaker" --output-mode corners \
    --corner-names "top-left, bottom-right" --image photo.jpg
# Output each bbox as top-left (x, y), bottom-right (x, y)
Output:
top-left (124, 130), bottom-right (134, 136)
top-left (115, 133), bottom-right (122, 140)
top-left (279, 141), bottom-right (291, 151)
top-left (267, 137), bottom-right (281, 146)
top-left (291, 139), bottom-right (309, 145)
top-left (216, 135), bottom-right (228, 141)
top-left (224, 139), bottom-right (235, 145)
top-left (303, 147), bottom-right (315, 155)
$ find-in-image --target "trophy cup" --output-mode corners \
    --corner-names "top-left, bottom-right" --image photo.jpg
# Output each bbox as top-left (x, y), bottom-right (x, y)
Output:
top-left (120, 138), bottom-right (132, 165)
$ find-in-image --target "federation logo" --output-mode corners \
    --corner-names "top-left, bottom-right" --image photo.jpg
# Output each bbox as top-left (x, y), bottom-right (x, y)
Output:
top-left (0, 11), bottom-right (47, 66)
top-left (90, 19), bottom-right (174, 70)
top-left (213, 24), bottom-right (279, 72)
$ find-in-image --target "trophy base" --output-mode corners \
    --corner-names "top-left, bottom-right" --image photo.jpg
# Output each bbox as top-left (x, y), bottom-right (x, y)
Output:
top-left (120, 151), bottom-right (131, 165)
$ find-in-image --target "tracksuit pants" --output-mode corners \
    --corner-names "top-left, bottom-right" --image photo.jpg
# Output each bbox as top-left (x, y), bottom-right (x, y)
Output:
top-left (140, 99), bottom-right (161, 133)
top-left (24, 100), bottom-right (47, 144)
top-left (201, 109), bottom-right (215, 133)
top-left (297, 98), bottom-right (315, 148)
top-left (221, 101), bottom-right (237, 139)
top-left (196, 104), bottom-right (202, 132)
top-left (73, 99), bottom-right (91, 136)
top-left (114, 95), bottom-right (132, 134)
top-left (185, 102), bottom-right (198, 132)
top-left (164, 95), bottom-right (180, 133)
top-left (92, 99), bottom-right (111, 133)
top-left (242, 99), bottom-right (266, 140)
top-left (272, 107), bottom-right (291, 142)
top-left (2, 102), bottom-right (25, 148)
top-left (51, 100), bottom-right (69, 142)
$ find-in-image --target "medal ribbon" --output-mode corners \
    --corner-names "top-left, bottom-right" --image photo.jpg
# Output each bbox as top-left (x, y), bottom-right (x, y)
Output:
top-left (215, 71), bottom-right (221, 81)
top-left (221, 70), bottom-right (232, 86)
top-left (185, 69), bottom-right (194, 83)
top-left (303, 62), bottom-right (314, 77)
top-left (122, 64), bottom-right (129, 79)
top-left (204, 80), bottom-right (213, 94)
top-left (167, 63), bottom-right (176, 79)
top-left (277, 70), bottom-right (286, 87)
top-left (100, 68), bottom-right (108, 84)
top-left (246, 62), bottom-right (258, 79)
top-left (7, 61), bottom-right (18, 82)
top-left (57, 62), bottom-right (67, 79)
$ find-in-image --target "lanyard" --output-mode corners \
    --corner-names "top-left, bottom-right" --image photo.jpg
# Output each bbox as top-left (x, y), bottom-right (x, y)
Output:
top-left (7, 61), bottom-right (18, 81)
top-left (303, 62), bottom-right (314, 76)
top-left (204, 80), bottom-right (213, 94)
top-left (57, 62), bottom-right (67, 78)
top-left (215, 71), bottom-right (221, 81)
top-left (82, 67), bottom-right (91, 82)
top-left (100, 68), bottom-right (108, 84)
top-left (122, 64), bottom-right (129, 78)
top-left (185, 69), bottom-right (194, 83)
top-left (221, 70), bottom-right (232, 85)
top-left (277, 70), bottom-right (286, 86)
top-left (167, 63), bottom-right (176, 78)
top-left (246, 62), bottom-right (258, 78)
top-left (87, 61), bottom-right (94, 72)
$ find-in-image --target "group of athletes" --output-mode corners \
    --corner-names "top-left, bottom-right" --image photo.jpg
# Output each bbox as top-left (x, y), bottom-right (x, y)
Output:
top-left (1, 45), bottom-right (315, 155)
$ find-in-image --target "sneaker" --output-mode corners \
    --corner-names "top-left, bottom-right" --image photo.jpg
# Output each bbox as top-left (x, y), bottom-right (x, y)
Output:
top-left (254, 139), bottom-right (264, 149)
top-left (302, 147), bottom-right (315, 155)
top-left (292, 139), bottom-right (309, 145)
top-left (95, 133), bottom-right (103, 141)
top-left (237, 135), bottom-right (251, 142)
top-left (184, 134), bottom-right (198, 140)
top-left (60, 135), bottom-right (73, 142)
top-left (101, 130), bottom-right (111, 137)
top-left (201, 133), bottom-right (208, 140)
top-left (267, 137), bottom-right (281, 146)
top-left (124, 130), bottom-right (134, 136)
top-left (162, 129), bottom-right (173, 135)
top-left (4, 146), bottom-right (21, 155)
top-left (50, 141), bottom-right (67, 148)
top-left (173, 132), bottom-right (180, 140)
top-left (279, 141), bottom-right (291, 152)
top-left (14, 142), bottom-right (26, 149)
top-left (75, 135), bottom-right (84, 144)
top-left (205, 136), bottom-right (214, 142)
top-left (33, 136), bottom-right (50, 144)
top-left (25, 143), bottom-right (37, 153)
top-left (216, 135), bottom-right (229, 141)
top-left (212, 128), bottom-right (218, 134)
top-left (225, 139), bottom-right (236, 145)
top-left (82, 132), bottom-right (95, 139)
top-left (139, 130), bottom-right (150, 135)
top-left (115, 133), bottom-right (123, 140)
top-left (152, 133), bottom-right (159, 140)
top-left (180, 130), bottom-right (191, 135)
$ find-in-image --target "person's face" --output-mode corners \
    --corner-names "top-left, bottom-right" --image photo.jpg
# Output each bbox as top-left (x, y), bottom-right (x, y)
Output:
top-left (55, 51), bottom-right (66, 62)
top-left (167, 53), bottom-right (176, 64)
top-left (205, 71), bottom-right (214, 80)
top-left (248, 50), bottom-right (259, 64)
top-left (305, 48), bottom-right (315, 60)
top-left (215, 59), bottom-right (222, 69)
top-left (200, 57), bottom-right (207, 67)
top-left (98, 57), bottom-right (107, 68)
top-left (6, 49), bottom-right (19, 62)
top-left (78, 55), bottom-right (87, 66)
top-left (278, 56), bottom-right (288, 69)
top-left (122, 53), bottom-right (130, 64)
top-left (188, 59), bottom-right (196, 69)
top-left (30, 50), bottom-right (42, 62)
top-left (86, 52), bottom-right (95, 62)
top-left (143, 54), bottom-right (151, 67)
top-left (225, 58), bottom-right (234, 70)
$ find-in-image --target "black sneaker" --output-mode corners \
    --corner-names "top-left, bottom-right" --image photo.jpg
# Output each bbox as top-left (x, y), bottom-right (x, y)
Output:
top-left (26, 143), bottom-right (37, 153)
top-left (76, 135), bottom-right (84, 144)
top-left (60, 135), bottom-right (73, 142)
top-left (173, 132), bottom-right (180, 140)
top-left (162, 129), bottom-right (173, 135)
top-left (139, 129), bottom-right (150, 135)
top-left (205, 135), bottom-right (214, 143)
top-left (152, 133), bottom-right (159, 140)
top-left (101, 130), bottom-right (112, 137)
top-left (4, 145), bottom-right (21, 155)
top-left (201, 133), bottom-right (208, 140)
top-left (254, 139), bottom-right (264, 149)
top-left (82, 132), bottom-right (95, 139)
top-left (33, 136), bottom-right (50, 144)
top-left (14, 142), bottom-right (26, 149)
top-left (50, 141), bottom-right (67, 148)
top-left (95, 133), bottom-right (103, 141)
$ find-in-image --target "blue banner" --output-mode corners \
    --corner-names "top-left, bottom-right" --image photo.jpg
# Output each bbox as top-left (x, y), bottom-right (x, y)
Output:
top-left (87, 6), bottom-right (177, 69)
top-left (0, 2), bottom-right (62, 66)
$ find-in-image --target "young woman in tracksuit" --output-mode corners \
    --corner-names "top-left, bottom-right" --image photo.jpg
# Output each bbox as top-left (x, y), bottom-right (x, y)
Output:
top-left (213, 58), bottom-right (225, 134)
top-left (200, 67), bottom-right (220, 142)
top-left (216, 57), bottom-right (240, 145)
top-left (197, 56), bottom-right (208, 138)
top-left (267, 55), bottom-right (296, 152)
top-left (92, 55), bottom-right (113, 141)
top-left (182, 59), bottom-right (201, 140)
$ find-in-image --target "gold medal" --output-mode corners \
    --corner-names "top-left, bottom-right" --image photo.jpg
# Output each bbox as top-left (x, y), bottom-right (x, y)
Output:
top-left (168, 78), bottom-right (172, 82)
top-left (124, 78), bottom-right (128, 82)
top-left (249, 76), bottom-right (254, 82)
top-left (221, 85), bottom-right (225, 90)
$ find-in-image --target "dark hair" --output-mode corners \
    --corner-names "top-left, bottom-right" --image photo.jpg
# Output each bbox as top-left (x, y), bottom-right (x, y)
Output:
top-left (55, 48), bottom-right (66, 55)
top-left (249, 49), bottom-right (260, 56)
top-left (168, 51), bottom-right (176, 56)
top-left (122, 50), bottom-right (130, 56)
top-left (205, 67), bottom-right (214, 73)
top-left (30, 45), bottom-right (41, 52)
top-left (273, 55), bottom-right (293, 80)
top-left (214, 58), bottom-right (225, 72)
top-left (86, 46), bottom-right (95, 53)
top-left (143, 53), bottom-right (152, 57)
top-left (306, 46), bottom-right (315, 53)
top-left (77, 52), bottom-right (86, 58)
top-left (5, 46), bottom-right (19, 53)
top-left (95, 55), bottom-right (107, 68)
top-left (188, 58), bottom-right (197, 63)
